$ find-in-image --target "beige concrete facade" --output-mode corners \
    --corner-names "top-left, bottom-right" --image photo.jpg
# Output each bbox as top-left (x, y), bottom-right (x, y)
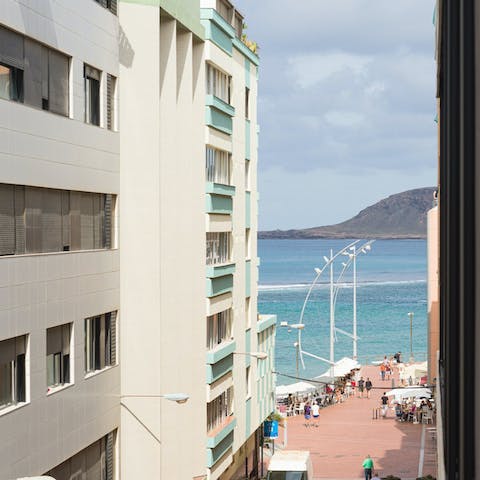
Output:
top-left (0, 1), bottom-right (120, 478)
top-left (119, 2), bottom-right (206, 479)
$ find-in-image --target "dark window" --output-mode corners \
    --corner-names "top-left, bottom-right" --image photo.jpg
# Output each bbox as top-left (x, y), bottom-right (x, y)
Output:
top-left (245, 87), bottom-right (250, 119)
top-left (84, 64), bottom-right (101, 126)
top-left (85, 311), bottom-right (117, 373)
top-left (106, 73), bottom-right (116, 130)
top-left (0, 335), bottom-right (27, 409)
top-left (0, 184), bottom-right (115, 256)
top-left (47, 323), bottom-right (72, 388)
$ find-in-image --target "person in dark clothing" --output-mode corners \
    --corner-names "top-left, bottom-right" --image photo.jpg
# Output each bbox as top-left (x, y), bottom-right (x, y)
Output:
top-left (381, 392), bottom-right (389, 417)
top-left (358, 377), bottom-right (365, 398)
top-left (365, 378), bottom-right (373, 399)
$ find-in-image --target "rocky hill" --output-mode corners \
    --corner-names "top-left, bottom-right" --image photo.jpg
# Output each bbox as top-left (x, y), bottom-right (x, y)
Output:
top-left (259, 187), bottom-right (437, 239)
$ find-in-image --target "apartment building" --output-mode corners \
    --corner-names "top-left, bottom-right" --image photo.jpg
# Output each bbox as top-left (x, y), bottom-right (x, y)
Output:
top-left (0, 0), bottom-right (120, 478)
top-left (201, 1), bottom-right (276, 479)
top-left (0, 0), bottom-right (275, 478)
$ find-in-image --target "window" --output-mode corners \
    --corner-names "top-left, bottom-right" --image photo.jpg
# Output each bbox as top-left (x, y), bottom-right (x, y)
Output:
top-left (46, 323), bottom-right (72, 389)
top-left (84, 64), bottom-right (101, 126)
top-left (245, 229), bottom-right (251, 259)
top-left (0, 25), bottom-right (70, 115)
top-left (234, 12), bottom-right (243, 38)
top-left (0, 335), bottom-right (27, 410)
top-left (85, 311), bottom-right (117, 374)
top-left (94, 0), bottom-right (118, 15)
top-left (0, 26), bottom-right (24, 103)
top-left (207, 387), bottom-right (233, 432)
top-left (45, 431), bottom-right (116, 480)
top-left (206, 147), bottom-right (232, 185)
top-left (0, 183), bottom-right (115, 256)
top-left (245, 87), bottom-right (250, 119)
top-left (206, 232), bottom-right (231, 265)
top-left (246, 366), bottom-right (251, 397)
top-left (216, 0), bottom-right (233, 23)
top-left (207, 309), bottom-right (233, 349)
top-left (106, 73), bottom-right (117, 131)
top-left (206, 63), bottom-right (231, 104)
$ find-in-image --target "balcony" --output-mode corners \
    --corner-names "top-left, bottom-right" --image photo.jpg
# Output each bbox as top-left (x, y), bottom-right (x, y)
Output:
top-left (206, 416), bottom-right (236, 467)
top-left (206, 350), bottom-right (234, 384)
top-left (257, 314), bottom-right (277, 333)
top-left (206, 262), bottom-right (235, 279)
top-left (206, 193), bottom-right (233, 215)
top-left (206, 182), bottom-right (236, 197)
top-left (206, 339), bottom-right (236, 365)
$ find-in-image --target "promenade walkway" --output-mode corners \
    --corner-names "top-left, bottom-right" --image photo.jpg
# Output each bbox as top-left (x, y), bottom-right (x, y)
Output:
top-left (273, 365), bottom-right (437, 479)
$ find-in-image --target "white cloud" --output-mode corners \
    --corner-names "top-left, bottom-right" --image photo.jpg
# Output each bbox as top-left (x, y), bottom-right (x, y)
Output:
top-left (288, 52), bottom-right (372, 89)
top-left (324, 111), bottom-right (365, 128)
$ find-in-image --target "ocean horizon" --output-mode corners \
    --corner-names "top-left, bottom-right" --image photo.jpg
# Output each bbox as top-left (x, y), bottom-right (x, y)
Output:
top-left (257, 238), bottom-right (428, 385)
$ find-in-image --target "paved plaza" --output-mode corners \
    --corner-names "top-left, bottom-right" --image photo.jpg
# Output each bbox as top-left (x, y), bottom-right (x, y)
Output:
top-left (270, 365), bottom-right (438, 479)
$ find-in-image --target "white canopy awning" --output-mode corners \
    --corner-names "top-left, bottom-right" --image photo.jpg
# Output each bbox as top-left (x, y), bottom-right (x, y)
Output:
top-left (313, 357), bottom-right (361, 381)
top-left (385, 387), bottom-right (432, 400)
top-left (275, 381), bottom-right (317, 397)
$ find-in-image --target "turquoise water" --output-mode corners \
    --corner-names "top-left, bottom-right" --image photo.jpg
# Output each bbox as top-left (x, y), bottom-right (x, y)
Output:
top-left (257, 239), bottom-right (427, 384)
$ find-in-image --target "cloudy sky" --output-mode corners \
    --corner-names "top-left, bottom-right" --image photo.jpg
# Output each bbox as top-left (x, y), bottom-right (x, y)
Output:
top-left (234, 0), bottom-right (437, 230)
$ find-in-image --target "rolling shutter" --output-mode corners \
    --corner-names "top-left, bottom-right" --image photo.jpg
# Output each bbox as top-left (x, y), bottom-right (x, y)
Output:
top-left (41, 188), bottom-right (62, 252)
top-left (104, 194), bottom-right (113, 249)
top-left (25, 187), bottom-right (42, 253)
top-left (0, 26), bottom-right (24, 69)
top-left (49, 49), bottom-right (69, 116)
top-left (23, 39), bottom-right (44, 109)
top-left (105, 431), bottom-right (115, 480)
top-left (80, 192), bottom-right (94, 250)
top-left (110, 311), bottom-right (116, 365)
top-left (14, 185), bottom-right (25, 254)
top-left (0, 184), bottom-right (15, 255)
top-left (106, 74), bottom-right (115, 130)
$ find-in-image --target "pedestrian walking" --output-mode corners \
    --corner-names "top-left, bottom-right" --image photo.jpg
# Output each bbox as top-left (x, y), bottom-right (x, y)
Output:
top-left (304, 402), bottom-right (311, 427)
top-left (380, 363), bottom-right (386, 381)
top-left (358, 377), bottom-right (365, 398)
top-left (311, 401), bottom-right (320, 426)
top-left (365, 378), bottom-right (373, 399)
top-left (381, 392), bottom-right (389, 417)
top-left (362, 454), bottom-right (374, 480)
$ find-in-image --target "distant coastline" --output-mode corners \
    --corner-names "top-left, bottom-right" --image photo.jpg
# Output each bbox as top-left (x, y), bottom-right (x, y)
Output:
top-left (259, 187), bottom-right (435, 241)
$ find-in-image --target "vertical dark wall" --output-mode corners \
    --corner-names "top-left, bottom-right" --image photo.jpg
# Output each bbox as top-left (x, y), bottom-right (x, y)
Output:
top-left (439, 0), bottom-right (477, 478)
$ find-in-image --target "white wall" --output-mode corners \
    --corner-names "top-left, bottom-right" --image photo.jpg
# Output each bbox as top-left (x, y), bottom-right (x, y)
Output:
top-left (0, 1), bottom-right (120, 477)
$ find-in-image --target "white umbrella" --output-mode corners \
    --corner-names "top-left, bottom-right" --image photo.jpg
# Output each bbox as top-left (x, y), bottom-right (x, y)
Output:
top-left (313, 357), bottom-right (360, 381)
top-left (275, 381), bottom-right (317, 397)
top-left (385, 387), bottom-right (431, 400)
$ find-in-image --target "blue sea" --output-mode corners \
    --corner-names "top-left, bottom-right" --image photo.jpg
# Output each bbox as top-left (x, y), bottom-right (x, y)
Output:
top-left (257, 239), bottom-right (427, 385)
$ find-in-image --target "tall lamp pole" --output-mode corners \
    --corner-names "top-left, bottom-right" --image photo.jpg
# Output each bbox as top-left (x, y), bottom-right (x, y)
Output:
top-left (408, 312), bottom-right (414, 362)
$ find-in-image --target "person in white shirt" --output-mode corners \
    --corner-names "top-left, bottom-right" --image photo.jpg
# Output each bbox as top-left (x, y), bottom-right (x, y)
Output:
top-left (311, 401), bottom-right (320, 426)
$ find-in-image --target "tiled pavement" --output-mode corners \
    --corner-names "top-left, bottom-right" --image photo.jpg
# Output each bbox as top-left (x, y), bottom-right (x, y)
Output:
top-left (268, 365), bottom-right (437, 479)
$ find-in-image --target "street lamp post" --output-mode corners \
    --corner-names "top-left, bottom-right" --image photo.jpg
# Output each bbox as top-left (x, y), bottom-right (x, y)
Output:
top-left (408, 312), bottom-right (414, 362)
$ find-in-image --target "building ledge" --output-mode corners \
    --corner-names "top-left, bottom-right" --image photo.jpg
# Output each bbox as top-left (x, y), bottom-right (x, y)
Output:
top-left (206, 95), bottom-right (235, 117)
top-left (206, 340), bottom-right (236, 365)
top-left (257, 314), bottom-right (277, 333)
top-left (206, 182), bottom-right (236, 197)
top-left (207, 415), bottom-right (237, 448)
top-left (206, 262), bottom-right (235, 278)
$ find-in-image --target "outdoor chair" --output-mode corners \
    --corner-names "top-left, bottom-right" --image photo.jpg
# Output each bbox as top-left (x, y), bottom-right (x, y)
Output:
top-left (422, 409), bottom-right (434, 424)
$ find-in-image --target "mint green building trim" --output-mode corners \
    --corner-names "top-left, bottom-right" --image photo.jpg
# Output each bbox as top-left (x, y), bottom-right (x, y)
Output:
top-left (206, 94), bottom-right (235, 117)
top-left (206, 352), bottom-right (233, 383)
top-left (207, 417), bottom-right (237, 448)
top-left (245, 119), bottom-right (251, 160)
top-left (206, 274), bottom-right (233, 297)
top-left (206, 263), bottom-right (236, 279)
top-left (232, 37), bottom-right (259, 66)
top-left (245, 191), bottom-right (251, 227)
top-left (206, 193), bottom-right (233, 214)
top-left (206, 431), bottom-right (234, 467)
top-left (206, 106), bottom-right (233, 135)
top-left (245, 398), bottom-right (252, 437)
top-left (245, 260), bottom-right (251, 297)
top-left (121, 0), bottom-right (204, 40)
top-left (257, 314), bottom-right (276, 333)
top-left (245, 57), bottom-right (251, 89)
top-left (206, 182), bottom-right (235, 197)
top-left (206, 340), bottom-right (236, 365)
top-left (201, 9), bottom-right (234, 55)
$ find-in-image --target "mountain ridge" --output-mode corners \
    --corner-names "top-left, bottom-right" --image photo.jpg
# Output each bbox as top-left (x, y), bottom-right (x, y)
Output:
top-left (259, 187), bottom-right (437, 239)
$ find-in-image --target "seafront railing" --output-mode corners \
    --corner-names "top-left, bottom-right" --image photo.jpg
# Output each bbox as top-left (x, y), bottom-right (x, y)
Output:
top-left (355, 351), bottom-right (428, 365)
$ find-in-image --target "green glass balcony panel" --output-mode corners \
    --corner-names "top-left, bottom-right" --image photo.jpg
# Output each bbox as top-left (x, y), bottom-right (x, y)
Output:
top-left (206, 263), bottom-right (236, 278)
top-left (207, 417), bottom-right (237, 448)
top-left (232, 37), bottom-right (259, 66)
top-left (206, 106), bottom-right (233, 135)
top-left (201, 9), bottom-right (235, 55)
top-left (206, 182), bottom-right (236, 197)
top-left (206, 431), bottom-right (234, 467)
top-left (206, 340), bottom-right (236, 365)
top-left (206, 274), bottom-right (233, 298)
top-left (206, 94), bottom-right (235, 117)
top-left (206, 352), bottom-right (233, 383)
top-left (257, 314), bottom-right (277, 333)
top-left (206, 193), bottom-right (233, 214)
